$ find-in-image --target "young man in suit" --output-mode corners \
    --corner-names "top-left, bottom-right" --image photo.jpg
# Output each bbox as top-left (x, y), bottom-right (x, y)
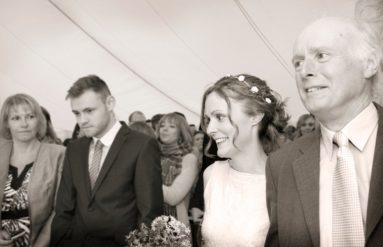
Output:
top-left (266, 17), bottom-right (383, 246)
top-left (51, 75), bottom-right (163, 247)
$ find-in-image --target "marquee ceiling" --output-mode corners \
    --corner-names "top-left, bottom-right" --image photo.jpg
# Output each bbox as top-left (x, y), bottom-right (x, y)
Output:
top-left (0, 0), bottom-right (356, 136)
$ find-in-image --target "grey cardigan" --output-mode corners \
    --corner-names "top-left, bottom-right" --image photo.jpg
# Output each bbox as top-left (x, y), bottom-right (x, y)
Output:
top-left (0, 139), bottom-right (65, 246)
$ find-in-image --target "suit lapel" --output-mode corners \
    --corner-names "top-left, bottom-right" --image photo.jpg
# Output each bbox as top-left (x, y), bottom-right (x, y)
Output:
top-left (366, 103), bottom-right (383, 239)
top-left (292, 129), bottom-right (321, 247)
top-left (90, 125), bottom-right (129, 199)
top-left (0, 139), bottom-right (12, 218)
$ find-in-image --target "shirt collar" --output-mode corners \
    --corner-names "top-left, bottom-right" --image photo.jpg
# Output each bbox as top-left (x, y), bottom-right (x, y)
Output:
top-left (320, 102), bottom-right (378, 157)
top-left (92, 121), bottom-right (122, 147)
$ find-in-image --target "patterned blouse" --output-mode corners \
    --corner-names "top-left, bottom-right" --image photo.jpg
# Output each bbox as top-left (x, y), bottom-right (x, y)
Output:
top-left (1, 163), bottom-right (33, 247)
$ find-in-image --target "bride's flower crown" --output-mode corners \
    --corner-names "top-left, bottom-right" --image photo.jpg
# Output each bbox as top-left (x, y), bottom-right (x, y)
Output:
top-left (226, 74), bottom-right (272, 104)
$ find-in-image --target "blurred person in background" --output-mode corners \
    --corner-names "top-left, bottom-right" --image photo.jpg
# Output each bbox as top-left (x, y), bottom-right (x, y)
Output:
top-left (189, 124), bottom-right (197, 136)
top-left (283, 125), bottom-right (296, 142)
top-left (157, 112), bottom-right (199, 227)
top-left (193, 131), bottom-right (204, 169)
top-left (150, 113), bottom-right (164, 135)
top-left (294, 113), bottom-right (316, 139)
top-left (41, 106), bottom-right (62, 145)
top-left (355, 0), bottom-right (383, 105)
top-left (128, 111), bottom-right (146, 124)
top-left (129, 121), bottom-right (156, 138)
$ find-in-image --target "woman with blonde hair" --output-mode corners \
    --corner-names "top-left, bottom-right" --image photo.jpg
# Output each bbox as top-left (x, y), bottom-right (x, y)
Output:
top-left (294, 113), bottom-right (316, 139)
top-left (157, 112), bottom-right (199, 226)
top-left (0, 94), bottom-right (65, 246)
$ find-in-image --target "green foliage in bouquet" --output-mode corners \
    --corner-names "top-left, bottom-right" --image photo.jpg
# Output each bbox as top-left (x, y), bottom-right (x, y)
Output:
top-left (126, 215), bottom-right (192, 247)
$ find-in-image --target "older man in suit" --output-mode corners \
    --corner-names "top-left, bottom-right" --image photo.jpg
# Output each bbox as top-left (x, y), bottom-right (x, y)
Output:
top-left (51, 75), bottom-right (163, 247)
top-left (266, 17), bottom-right (383, 247)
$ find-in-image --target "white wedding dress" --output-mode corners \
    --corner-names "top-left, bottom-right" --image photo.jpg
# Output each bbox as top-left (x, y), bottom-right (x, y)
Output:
top-left (201, 160), bottom-right (269, 247)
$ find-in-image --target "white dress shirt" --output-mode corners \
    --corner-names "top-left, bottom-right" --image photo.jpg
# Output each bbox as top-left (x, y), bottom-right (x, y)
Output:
top-left (319, 103), bottom-right (378, 247)
top-left (88, 121), bottom-right (122, 172)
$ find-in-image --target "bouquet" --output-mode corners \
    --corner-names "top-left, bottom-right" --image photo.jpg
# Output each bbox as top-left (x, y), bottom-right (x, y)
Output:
top-left (126, 215), bottom-right (192, 247)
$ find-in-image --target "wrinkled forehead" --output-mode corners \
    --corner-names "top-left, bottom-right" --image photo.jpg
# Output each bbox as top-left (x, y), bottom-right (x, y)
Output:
top-left (293, 18), bottom-right (355, 54)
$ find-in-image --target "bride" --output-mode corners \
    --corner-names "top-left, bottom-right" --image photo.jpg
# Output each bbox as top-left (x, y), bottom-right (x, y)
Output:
top-left (200, 74), bottom-right (289, 246)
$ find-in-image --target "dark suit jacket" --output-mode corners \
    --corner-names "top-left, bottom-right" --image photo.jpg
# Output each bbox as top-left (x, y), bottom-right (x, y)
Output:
top-left (266, 103), bottom-right (383, 247)
top-left (51, 123), bottom-right (163, 247)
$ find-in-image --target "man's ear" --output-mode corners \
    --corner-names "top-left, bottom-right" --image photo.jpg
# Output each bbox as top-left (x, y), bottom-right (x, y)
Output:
top-left (251, 113), bottom-right (264, 126)
top-left (105, 95), bottom-right (115, 111)
top-left (364, 52), bottom-right (380, 79)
